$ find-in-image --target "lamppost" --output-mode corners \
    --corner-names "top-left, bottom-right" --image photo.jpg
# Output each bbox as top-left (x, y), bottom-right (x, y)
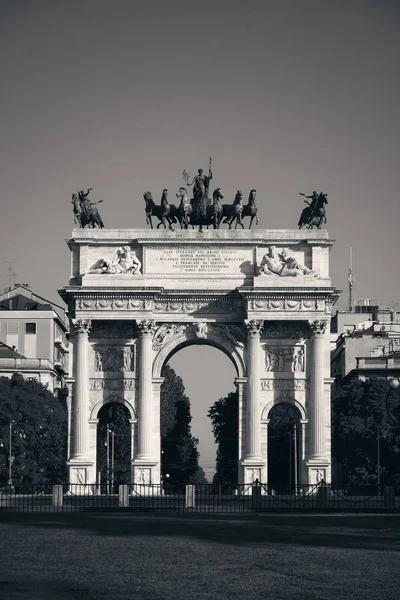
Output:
top-left (288, 424), bottom-right (298, 494)
top-left (105, 427), bottom-right (115, 494)
top-left (0, 422), bottom-right (14, 490)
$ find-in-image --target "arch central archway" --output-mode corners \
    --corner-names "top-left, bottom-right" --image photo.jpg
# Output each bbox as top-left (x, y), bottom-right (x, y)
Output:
top-left (149, 322), bottom-right (247, 486)
top-left (164, 343), bottom-right (238, 486)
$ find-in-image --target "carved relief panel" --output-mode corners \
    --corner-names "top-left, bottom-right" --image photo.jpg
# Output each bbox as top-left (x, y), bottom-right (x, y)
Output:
top-left (264, 345), bottom-right (305, 373)
top-left (93, 345), bottom-right (135, 372)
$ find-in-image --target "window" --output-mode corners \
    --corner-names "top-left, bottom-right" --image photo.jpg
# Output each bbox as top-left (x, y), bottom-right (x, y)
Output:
top-left (25, 323), bottom-right (36, 334)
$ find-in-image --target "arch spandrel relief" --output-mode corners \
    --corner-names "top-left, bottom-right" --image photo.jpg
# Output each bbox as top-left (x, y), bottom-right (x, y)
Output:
top-left (61, 228), bottom-right (338, 489)
top-left (151, 322), bottom-right (247, 380)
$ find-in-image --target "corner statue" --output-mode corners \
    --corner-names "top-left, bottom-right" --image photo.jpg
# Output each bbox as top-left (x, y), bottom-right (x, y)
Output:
top-left (72, 188), bottom-right (105, 228)
top-left (298, 191), bottom-right (328, 229)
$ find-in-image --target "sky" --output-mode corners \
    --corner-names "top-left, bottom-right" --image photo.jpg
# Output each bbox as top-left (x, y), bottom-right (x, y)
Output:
top-left (1, 1), bottom-right (399, 478)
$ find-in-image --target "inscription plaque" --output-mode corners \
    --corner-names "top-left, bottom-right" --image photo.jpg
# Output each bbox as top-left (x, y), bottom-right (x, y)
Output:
top-left (145, 246), bottom-right (253, 276)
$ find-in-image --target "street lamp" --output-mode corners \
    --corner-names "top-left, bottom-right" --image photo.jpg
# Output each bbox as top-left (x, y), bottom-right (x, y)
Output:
top-left (105, 427), bottom-right (115, 494)
top-left (386, 378), bottom-right (400, 425)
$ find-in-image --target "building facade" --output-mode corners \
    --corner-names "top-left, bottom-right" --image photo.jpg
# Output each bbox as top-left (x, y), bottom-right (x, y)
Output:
top-left (0, 285), bottom-right (69, 392)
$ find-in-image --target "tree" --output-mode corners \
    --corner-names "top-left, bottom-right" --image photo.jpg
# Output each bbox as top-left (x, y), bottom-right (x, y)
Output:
top-left (333, 376), bottom-right (400, 487)
top-left (0, 374), bottom-right (67, 487)
top-left (208, 391), bottom-right (238, 486)
top-left (160, 365), bottom-right (202, 487)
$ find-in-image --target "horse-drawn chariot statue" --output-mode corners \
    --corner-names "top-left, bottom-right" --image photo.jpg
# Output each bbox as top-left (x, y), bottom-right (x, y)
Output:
top-left (143, 157), bottom-right (259, 231)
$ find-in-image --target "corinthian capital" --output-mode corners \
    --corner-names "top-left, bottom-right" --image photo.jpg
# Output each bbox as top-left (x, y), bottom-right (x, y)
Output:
top-left (308, 320), bottom-right (328, 336)
top-left (136, 319), bottom-right (156, 337)
top-left (244, 319), bottom-right (264, 336)
top-left (71, 319), bottom-right (91, 336)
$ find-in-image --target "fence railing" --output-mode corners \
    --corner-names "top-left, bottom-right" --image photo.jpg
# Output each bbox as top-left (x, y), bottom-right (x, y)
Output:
top-left (0, 481), bottom-right (399, 513)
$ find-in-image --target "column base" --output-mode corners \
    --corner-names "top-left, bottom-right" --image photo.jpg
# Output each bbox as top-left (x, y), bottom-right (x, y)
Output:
top-left (305, 459), bottom-right (330, 485)
top-left (240, 457), bottom-right (265, 487)
top-left (132, 459), bottom-right (159, 491)
top-left (67, 460), bottom-right (94, 494)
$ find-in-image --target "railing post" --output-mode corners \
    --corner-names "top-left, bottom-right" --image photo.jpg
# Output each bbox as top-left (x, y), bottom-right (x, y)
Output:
top-left (251, 480), bottom-right (261, 509)
top-left (119, 484), bottom-right (129, 507)
top-left (185, 484), bottom-right (196, 508)
top-left (52, 485), bottom-right (63, 508)
top-left (317, 480), bottom-right (327, 508)
top-left (383, 485), bottom-right (395, 509)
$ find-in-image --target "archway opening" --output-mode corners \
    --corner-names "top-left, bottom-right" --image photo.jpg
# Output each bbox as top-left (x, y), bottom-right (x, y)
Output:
top-left (161, 345), bottom-right (237, 487)
top-left (268, 403), bottom-right (301, 493)
top-left (96, 403), bottom-right (131, 492)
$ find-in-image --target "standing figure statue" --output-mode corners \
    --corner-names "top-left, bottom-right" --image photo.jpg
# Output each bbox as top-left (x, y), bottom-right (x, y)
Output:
top-left (72, 188), bottom-right (105, 228)
top-left (183, 156), bottom-right (213, 199)
top-left (182, 157), bottom-right (213, 232)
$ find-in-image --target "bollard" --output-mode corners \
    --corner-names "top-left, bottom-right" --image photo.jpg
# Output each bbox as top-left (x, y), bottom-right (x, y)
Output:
top-left (119, 484), bottom-right (129, 507)
top-left (52, 484), bottom-right (63, 508)
top-left (251, 483), bottom-right (261, 509)
top-left (185, 484), bottom-right (196, 508)
top-left (383, 486), bottom-right (395, 509)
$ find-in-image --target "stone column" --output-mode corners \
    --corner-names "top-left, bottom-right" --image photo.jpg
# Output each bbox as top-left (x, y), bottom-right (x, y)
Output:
top-left (308, 320), bottom-right (328, 460)
top-left (244, 320), bottom-right (264, 459)
top-left (70, 319), bottom-right (91, 459)
top-left (136, 320), bottom-right (156, 460)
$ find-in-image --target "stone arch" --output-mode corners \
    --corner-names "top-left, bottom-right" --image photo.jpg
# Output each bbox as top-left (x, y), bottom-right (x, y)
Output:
top-left (90, 396), bottom-right (136, 420)
top-left (261, 394), bottom-right (307, 421)
top-left (152, 324), bottom-right (246, 379)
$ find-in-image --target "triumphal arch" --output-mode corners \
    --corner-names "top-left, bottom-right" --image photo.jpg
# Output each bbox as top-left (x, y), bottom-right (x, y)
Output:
top-left (61, 228), bottom-right (338, 487)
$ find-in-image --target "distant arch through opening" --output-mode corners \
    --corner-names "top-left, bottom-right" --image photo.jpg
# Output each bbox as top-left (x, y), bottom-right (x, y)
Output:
top-left (96, 402), bottom-right (132, 492)
top-left (268, 402), bottom-right (301, 493)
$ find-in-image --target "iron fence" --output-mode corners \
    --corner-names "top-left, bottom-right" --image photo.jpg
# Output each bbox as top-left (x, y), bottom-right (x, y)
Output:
top-left (0, 481), bottom-right (399, 513)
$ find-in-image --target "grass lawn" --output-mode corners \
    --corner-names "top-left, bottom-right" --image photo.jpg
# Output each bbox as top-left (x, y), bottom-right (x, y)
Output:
top-left (0, 512), bottom-right (399, 599)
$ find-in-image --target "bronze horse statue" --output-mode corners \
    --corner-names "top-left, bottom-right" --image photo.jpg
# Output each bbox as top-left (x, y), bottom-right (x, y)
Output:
top-left (224, 189), bottom-right (258, 229)
top-left (298, 193), bottom-right (328, 229)
top-left (144, 190), bottom-right (178, 230)
top-left (242, 189), bottom-right (258, 228)
top-left (72, 193), bottom-right (104, 228)
top-left (221, 190), bottom-right (244, 229)
top-left (208, 188), bottom-right (224, 229)
top-left (176, 187), bottom-right (192, 228)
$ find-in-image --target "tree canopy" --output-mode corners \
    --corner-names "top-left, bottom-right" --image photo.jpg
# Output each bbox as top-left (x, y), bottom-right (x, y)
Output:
top-left (208, 391), bottom-right (238, 486)
top-left (0, 374), bottom-right (67, 486)
top-left (333, 377), bottom-right (400, 487)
